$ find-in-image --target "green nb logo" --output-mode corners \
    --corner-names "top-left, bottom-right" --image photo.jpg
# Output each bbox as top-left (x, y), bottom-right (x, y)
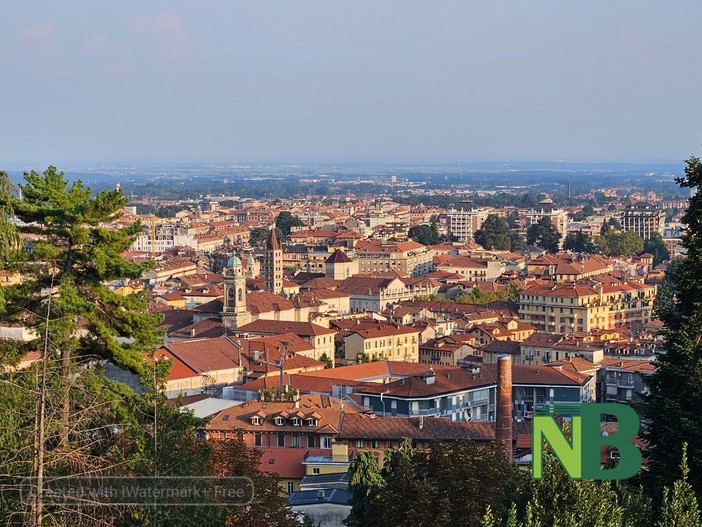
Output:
top-left (532, 403), bottom-right (642, 480)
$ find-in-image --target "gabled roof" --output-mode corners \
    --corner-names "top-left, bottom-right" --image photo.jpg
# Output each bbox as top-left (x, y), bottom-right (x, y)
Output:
top-left (325, 249), bottom-right (352, 264)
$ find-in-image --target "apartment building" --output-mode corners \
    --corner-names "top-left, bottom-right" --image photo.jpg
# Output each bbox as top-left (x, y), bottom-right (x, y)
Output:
top-left (621, 202), bottom-right (666, 239)
top-left (353, 239), bottom-right (433, 277)
top-left (518, 277), bottom-right (656, 334)
top-left (343, 324), bottom-right (421, 364)
top-left (445, 205), bottom-right (490, 243)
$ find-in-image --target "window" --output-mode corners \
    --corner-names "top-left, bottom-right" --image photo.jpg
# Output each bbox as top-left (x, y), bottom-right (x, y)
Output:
top-left (307, 418), bottom-right (318, 427)
top-left (307, 434), bottom-right (316, 448)
top-left (373, 440), bottom-right (380, 449)
top-left (254, 433), bottom-right (262, 446)
top-left (251, 416), bottom-right (261, 426)
top-left (292, 417), bottom-right (302, 426)
top-left (313, 468), bottom-right (320, 475)
top-left (321, 436), bottom-right (332, 449)
top-left (274, 417), bottom-right (284, 426)
top-left (356, 440), bottom-right (365, 448)
top-left (292, 434), bottom-right (300, 448)
top-left (277, 434), bottom-right (285, 447)
top-left (287, 481), bottom-right (295, 495)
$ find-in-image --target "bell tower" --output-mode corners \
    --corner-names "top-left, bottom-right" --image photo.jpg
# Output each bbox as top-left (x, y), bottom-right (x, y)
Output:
top-left (222, 254), bottom-right (251, 328)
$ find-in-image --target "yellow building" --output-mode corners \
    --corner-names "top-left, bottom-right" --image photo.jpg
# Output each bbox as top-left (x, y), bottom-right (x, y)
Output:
top-left (519, 277), bottom-right (656, 334)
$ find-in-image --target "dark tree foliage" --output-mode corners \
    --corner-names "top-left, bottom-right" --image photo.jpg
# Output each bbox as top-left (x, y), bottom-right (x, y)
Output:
top-left (526, 217), bottom-right (560, 253)
top-left (475, 215), bottom-right (512, 251)
top-left (600, 217), bottom-right (622, 235)
top-left (643, 232), bottom-right (670, 266)
top-left (275, 211), bottom-right (305, 236)
top-left (596, 230), bottom-right (644, 257)
top-left (563, 230), bottom-right (596, 253)
top-left (641, 153), bottom-right (702, 501)
top-left (408, 223), bottom-right (441, 245)
top-left (249, 227), bottom-right (271, 247)
top-left (347, 439), bottom-right (514, 527)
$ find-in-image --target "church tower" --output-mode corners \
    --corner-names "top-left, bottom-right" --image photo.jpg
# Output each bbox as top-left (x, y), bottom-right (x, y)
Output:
top-left (263, 229), bottom-right (283, 294)
top-left (222, 254), bottom-right (251, 329)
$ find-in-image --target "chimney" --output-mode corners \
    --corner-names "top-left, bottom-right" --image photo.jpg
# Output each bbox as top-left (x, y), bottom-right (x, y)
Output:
top-left (496, 354), bottom-right (513, 462)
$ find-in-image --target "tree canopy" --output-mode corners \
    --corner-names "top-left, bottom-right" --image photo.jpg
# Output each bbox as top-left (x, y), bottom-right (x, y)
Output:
top-left (275, 211), bottom-right (305, 236)
top-left (641, 153), bottom-right (702, 501)
top-left (475, 214), bottom-right (512, 250)
top-left (526, 217), bottom-right (561, 253)
top-left (408, 223), bottom-right (441, 245)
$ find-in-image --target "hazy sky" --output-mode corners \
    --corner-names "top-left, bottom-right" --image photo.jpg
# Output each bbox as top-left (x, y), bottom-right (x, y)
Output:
top-left (2, 1), bottom-right (702, 165)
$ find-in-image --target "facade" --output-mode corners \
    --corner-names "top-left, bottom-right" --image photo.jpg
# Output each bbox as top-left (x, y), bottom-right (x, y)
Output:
top-left (597, 359), bottom-right (655, 404)
top-left (343, 325), bottom-right (421, 364)
top-left (355, 363), bottom-right (592, 422)
top-left (337, 276), bottom-right (416, 313)
top-left (419, 336), bottom-right (476, 366)
top-left (446, 206), bottom-right (490, 243)
top-left (518, 277), bottom-right (656, 334)
top-left (621, 202), bottom-right (666, 239)
top-left (353, 239), bottom-right (433, 277)
top-left (433, 255), bottom-right (505, 282)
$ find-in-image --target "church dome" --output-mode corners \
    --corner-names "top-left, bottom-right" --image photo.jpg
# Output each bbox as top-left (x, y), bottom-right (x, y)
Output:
top-left (226, 254), bottom-right (243, 268)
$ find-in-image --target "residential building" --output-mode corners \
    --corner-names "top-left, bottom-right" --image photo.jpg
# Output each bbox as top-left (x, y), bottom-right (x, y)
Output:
top-left (343, 324), bottom-right (421, 364)
top-left (419, 336), bottom-right (477, 366)
top-left (518, 276), bottom-right (656, 334)
top-left (597, 359), bottom-right (655, 404)
top-left (621, 202), bottom-right (666, 239)
top-left (446, 205), bottom-right (490, 243)
top-left (353, 239), bottom-right (433, 277)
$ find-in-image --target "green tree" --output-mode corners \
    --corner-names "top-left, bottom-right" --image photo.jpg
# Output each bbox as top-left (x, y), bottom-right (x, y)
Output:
top-left (596, 230), bottom-right (643, 257)
top-left (249, 226), bottom-right (271, 247)
top-left (0, 167), bottom-right (164, 525)
top-left (641, 153), bottom-right (702, 500)
top-left (475, 215), bottom-right (512, 250)
top-left (275, 211), bottom-right (304, 236)
top-left (319, 352), bottom-right (334, 369)
top-left (642, 232), bottom-right (670, 266)
top-left (563, 230), bottom-right (596, 253)
top-left (657, 444), bottom-right (701, 527)
top-left (408, 223), bottom-right (441, 245)
top-left (526, 217), bottom-right (561, 253)
top-left (345, 452), bottom-right (385, 527)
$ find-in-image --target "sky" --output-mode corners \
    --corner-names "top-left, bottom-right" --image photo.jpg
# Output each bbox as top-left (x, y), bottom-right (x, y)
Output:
top-left (2, 1), bottom-right (702, 166)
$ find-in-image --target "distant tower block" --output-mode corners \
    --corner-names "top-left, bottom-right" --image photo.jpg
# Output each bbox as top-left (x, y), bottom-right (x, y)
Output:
top-left (496, 354), bottom-right (513, 462)
top-left (263, 229), bottom-right (283, 294)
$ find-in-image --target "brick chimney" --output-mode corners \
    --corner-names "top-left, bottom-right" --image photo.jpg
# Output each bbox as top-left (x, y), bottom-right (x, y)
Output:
top-left (496, 354), bottom-right (513, 462)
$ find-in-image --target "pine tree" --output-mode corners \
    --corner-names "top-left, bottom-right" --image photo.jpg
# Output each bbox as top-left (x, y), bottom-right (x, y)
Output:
top-left (656, 444), bottom-right (701, 527)
top-left (641, 153), bottom-right (702, 499)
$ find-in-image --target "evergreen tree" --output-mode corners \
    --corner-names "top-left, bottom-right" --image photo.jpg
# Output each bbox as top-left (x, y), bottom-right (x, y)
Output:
top-left (563, 230), bottom-right (595, 253)
top-left (475, 215), bottom-right (512, 250)
top-left (526, 217), bottom-right (560, 253)
top-left (275, 211), bottom-right (305, 236)
top-left (249, 226), bottom-right (271, 247)
top-left (642, 232), bottom-right (670, 266)
top-left (641, 153), bottom-right (702, 500)
top-left (657, 444), bottom-right (702, 527)
top-left (345, 451), bottom-right (385, 527)
top-left (408, 223), bottom-right (441, 245)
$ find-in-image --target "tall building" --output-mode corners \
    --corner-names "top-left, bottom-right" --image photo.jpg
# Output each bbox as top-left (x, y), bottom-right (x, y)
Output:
top-left (221, 254), bottom-right (252, 329)
top-left (621, 202), bottom-right (665, 240)
top-left (263, 229), bottom-right (283, 294)
top-left (446, 203), bottom-right (490, 242)
top-left (523, 201), bottom-right (568, 247)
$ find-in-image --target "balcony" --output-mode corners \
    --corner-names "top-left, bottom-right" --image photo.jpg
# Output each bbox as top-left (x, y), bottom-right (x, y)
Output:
top-left (465, 398), bottom-right (489, 408)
